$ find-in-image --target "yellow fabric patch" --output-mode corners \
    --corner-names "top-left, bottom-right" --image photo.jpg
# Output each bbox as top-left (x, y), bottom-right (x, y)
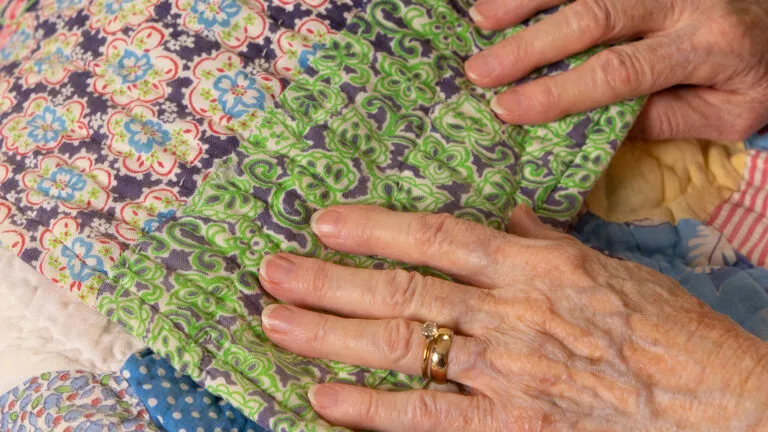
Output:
top-left (586, 139), bottom-right (746, 223)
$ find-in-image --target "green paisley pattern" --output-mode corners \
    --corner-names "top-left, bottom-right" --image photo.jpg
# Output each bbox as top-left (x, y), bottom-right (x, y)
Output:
top-left (96, 0), bottom-right (643, 430)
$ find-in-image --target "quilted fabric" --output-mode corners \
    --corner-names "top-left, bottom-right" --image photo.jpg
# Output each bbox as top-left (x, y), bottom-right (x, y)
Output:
top-left (708, 151), bottom-right (768, 267)
top-left (0, 0), bottom-right (643, 430)
top-left (122, 349), bottom-right (267, 432)
top-left (586, 139), bottom-right (745, 223)
top-left (0, 248), bottom-right (144, 395)
top-left (0, 0), bottom-right (362, 305)
top-left (93, 0), bottom-right (643, 430)
top-left (0, 370), bottom-right (155, 431)
top-left (747, 125), bottom-right (768, 150)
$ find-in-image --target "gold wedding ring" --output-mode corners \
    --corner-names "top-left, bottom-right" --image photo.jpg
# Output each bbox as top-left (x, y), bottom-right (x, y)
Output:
top-left (421, 321), bottom-right (454, 384)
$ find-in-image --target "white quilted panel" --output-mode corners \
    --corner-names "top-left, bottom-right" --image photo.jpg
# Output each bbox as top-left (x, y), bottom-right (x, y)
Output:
top-left (0, 248), bottom-right (146, 393)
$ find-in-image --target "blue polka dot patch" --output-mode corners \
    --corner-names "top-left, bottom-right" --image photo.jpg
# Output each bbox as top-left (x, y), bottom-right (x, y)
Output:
top-left (121, 350), bottom-right (268, 432)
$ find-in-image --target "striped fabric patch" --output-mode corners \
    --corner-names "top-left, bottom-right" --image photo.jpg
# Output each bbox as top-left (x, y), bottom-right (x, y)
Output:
top-left (708, 151), bottom-right (768, 267)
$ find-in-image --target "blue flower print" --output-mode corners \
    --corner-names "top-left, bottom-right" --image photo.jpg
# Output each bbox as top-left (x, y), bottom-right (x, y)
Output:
top-left (297, 42), bottom-right (324, 70)
top-left (123, 118), bottom-right (171, 153)
top-left (191, 0), bottom-right (242, 29)
top-left (141, 209), bottom-right (176, 233)
top-left (0, 28), bottom-right (31, 62)
top-left (33, 47), bottom-right (70, 73)
top-left (26, 106), bottom-right (67, 144)
top-left (1, 370), bottom-right (149, 432)
top-left (55, 0), bottom-right (83, 10)
top-left (104, 0), bottom-right (135, 15)
top-left (114, 49), bottom-right (152, 84)
top-left (213, 70), bottom-right (266, 118)
top-left (36, 166), bottom-right (87, 202)
top-left (61, 237), bottom-right (105, 282)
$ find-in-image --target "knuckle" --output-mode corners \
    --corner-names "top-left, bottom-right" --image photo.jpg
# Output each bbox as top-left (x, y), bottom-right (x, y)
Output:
top-left (382, 318), bottom-right (418, 366)
top-left (598, 48), bottom-right (648, 95)
top-left (411, 213), bottom-right (459, 255)
top-left (550, 243), bottom-right (592, 275)
top-left (527, 79), bottom-right (560, 114)
top-left (499, 36), bottom-right (530, 65)
top-left (313, 314), bottom-right (332, 345)
top-left (650, 108), bottom-right (680, 140)
top-left (579, 0), bottom-right (621, 39)
top-left (381, 269), bottom-right (423, 313)
top-left (406, 392), bottom-right (439, 425)
top-left (508, 296), bottom-right (552, 331)
top-left (306, 260), bottom-right (333, 299)
top-left (358, 389), bottom-right (379, 422)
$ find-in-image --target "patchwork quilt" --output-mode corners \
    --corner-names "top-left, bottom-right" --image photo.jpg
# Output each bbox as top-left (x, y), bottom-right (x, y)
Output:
top-left (1, 0), bottom-right (766, 431)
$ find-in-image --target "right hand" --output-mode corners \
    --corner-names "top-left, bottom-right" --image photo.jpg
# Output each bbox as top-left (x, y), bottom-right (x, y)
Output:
top-left (464, 0), bottom-right (768, 141)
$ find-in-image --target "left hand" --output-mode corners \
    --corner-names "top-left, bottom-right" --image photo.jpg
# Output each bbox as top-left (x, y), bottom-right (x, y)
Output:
top-left (259, 205), bottom-right (768, 431)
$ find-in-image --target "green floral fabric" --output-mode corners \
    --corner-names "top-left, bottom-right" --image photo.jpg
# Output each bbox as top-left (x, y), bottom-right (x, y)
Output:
top-left (97, 0), bottom-right (643, 430)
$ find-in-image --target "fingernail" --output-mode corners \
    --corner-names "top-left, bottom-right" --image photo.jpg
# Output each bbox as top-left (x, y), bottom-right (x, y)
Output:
top-left (308, 384), bottom-right (339, 410)
top-left (470, 0), bottom-right (506, 24)
top-left (261, 304), bottom-right (294, 333)
top-left (490, 95), bottom-right (508, 115)
top-left (468, 5), bottom-right (483, 23)
top-left (260, 254), bottom-right (296, 285)
top-left (464, 52), bottom-right (498, 82)
top-left (310, 209), bottom-right (341, 236)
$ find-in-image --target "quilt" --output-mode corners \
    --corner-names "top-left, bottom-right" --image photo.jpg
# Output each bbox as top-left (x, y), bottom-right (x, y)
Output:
top-left (0, 0), bottom-right (646, 430)
top-left (4, 137), bottom-right (768, 432)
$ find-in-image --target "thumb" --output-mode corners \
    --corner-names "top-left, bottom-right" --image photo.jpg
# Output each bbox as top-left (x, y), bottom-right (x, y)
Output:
top-left (507, 205), bottom-right (566, 240)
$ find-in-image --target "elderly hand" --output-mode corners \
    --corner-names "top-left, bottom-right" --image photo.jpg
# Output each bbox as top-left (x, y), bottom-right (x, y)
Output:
top-left (259, 205), bottom-right (768, 431)
top-left (464, 0), bottom-right (768, 141)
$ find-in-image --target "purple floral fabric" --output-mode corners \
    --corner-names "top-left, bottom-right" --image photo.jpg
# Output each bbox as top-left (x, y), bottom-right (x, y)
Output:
top-left (0, 0), bottom-right (362, 306)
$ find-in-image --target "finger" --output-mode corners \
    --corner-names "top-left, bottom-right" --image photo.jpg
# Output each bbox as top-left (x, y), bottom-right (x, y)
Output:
top-left (465, 0), bottom-right (674, 88)
top-left (309, 205), bottom-right (519, 289)
top-left (491, 37), bottom-right (696, 124)
top-left (308, 385), bottom-right (497, 432)
top-left (259, 253), bottom-right (491, 333)
top-left (630, 87), bottom-right (765, 141)
top-left (262, 305), bottom-right (482, 383)
top-left (506, 205), bottom-right (568, 241)
top-left (469, 0), bottom-right (566, 31)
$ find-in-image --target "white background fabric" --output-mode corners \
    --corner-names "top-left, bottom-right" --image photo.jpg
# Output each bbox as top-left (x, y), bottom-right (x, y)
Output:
top-left (0, 248), bottom-right (145, 393)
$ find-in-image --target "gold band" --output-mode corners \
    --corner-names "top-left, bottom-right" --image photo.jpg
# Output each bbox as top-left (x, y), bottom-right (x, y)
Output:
top-left (421, 321), bottom-right (437, 381)
top-left (422, 338), bottom-right (431, 380)
top-left (427, 328), bottom-right (453, 383)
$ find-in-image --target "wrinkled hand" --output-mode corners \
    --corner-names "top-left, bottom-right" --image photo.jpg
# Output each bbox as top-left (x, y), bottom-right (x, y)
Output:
top-left (259, 205), bottom-right (768, 431)
top-left (464, 0), bottom-right (768, 141)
